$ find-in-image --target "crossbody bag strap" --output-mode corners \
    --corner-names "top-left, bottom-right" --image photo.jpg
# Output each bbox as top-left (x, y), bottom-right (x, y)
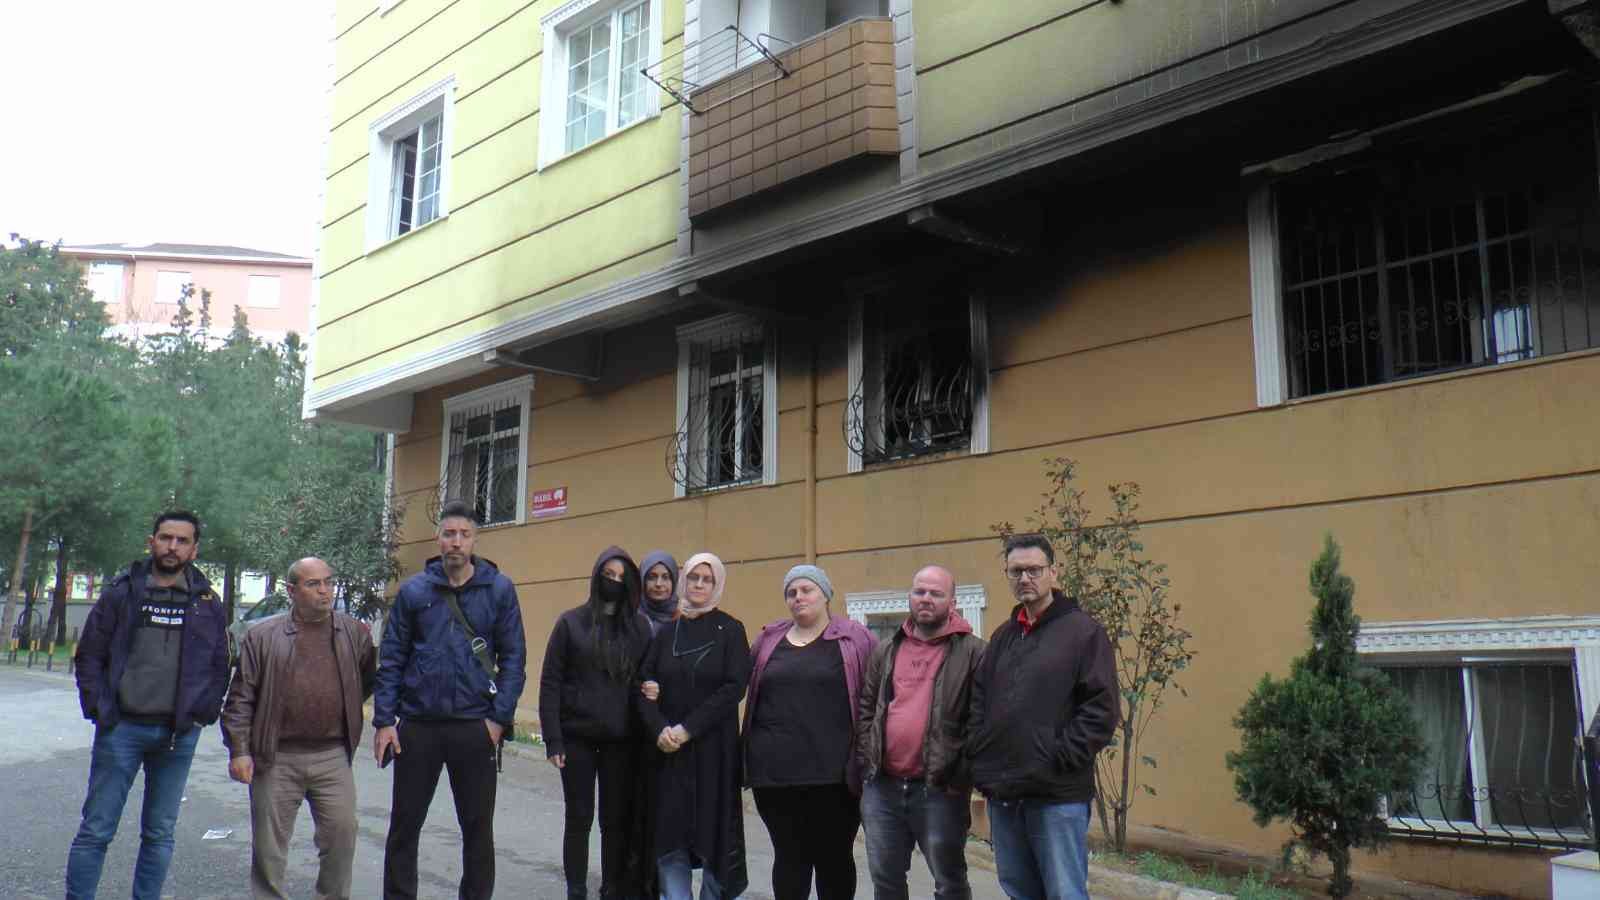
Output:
top-left (440, 590), bottom-right (498, 696)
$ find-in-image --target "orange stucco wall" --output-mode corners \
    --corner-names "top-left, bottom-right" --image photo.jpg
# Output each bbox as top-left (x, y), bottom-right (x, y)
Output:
top-left (387, 178), bottom-right (1600, 897)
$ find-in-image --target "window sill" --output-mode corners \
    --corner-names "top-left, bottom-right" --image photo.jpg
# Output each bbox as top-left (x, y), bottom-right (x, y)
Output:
top-left (1280, 344), bottom-right (1600, 409)
top-left (538, 111), bottom-right (661, 174)
top-left (364, 213), bottom-right (448, 258)
top-left (684, 475), bottom-right (768, 497)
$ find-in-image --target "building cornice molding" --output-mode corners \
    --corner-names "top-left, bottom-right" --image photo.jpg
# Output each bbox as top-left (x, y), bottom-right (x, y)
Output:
top-left (369, 74), bottom-right (456, 136)
top-left (1357, 616), bottom-right (1600, 654)
top-left (307, 0), bottom-right (1520, 419)
top-left (440, 374), bottom-right (535, 413)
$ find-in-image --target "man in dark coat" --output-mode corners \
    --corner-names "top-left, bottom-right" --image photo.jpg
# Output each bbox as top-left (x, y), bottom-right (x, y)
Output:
top-left (967, 533), bottom-right (1118, 900)
top-left (66, 510), bottom-right (231, 900)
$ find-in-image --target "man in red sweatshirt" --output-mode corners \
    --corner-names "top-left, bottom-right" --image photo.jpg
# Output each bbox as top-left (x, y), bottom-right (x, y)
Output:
top-left (854, 566), bottom-right (986, 899)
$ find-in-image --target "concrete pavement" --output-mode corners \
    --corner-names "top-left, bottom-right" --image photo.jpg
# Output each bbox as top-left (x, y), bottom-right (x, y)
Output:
top-left (0, 663), bottom-right (1019, 899)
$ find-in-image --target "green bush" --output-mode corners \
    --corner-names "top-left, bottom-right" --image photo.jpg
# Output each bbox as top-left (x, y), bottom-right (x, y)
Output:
top-left (1226, 537), bottom-right (1426, 898)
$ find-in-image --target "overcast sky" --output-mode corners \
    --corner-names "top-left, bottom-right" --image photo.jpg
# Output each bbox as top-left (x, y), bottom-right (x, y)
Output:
top-left (1, 1), bottom-right (331, 258)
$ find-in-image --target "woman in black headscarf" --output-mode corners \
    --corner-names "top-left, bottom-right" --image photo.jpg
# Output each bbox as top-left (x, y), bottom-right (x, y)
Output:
top-left (539, 546), bottom-right (652, 899)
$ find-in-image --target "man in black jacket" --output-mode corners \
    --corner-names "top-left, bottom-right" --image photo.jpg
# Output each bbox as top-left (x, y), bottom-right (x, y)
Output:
top-left (66, 510), bottom-right (231, 900)
top-left (967, 534), bottom-right (1117, 900)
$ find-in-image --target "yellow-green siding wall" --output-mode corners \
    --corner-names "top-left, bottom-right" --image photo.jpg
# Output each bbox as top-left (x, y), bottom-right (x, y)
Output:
top-left (316, 0), bottom-right (687, 392)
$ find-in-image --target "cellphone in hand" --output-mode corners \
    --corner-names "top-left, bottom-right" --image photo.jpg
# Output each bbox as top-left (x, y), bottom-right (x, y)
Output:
top-left (381, 744), bottom-right (395, 768)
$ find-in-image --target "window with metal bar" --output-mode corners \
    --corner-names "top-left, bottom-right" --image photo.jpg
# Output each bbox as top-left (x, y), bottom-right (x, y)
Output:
top-left (442, 393), bottom-right (523, 526)
top-left (846, 290), bottom-right (975, 465)
top-left (675, 324), bottom-right (766, 491)
top-left (1277, 111), bottom-right (1600, 398)
top-left (1377, 662), bottom-right (1590, 849)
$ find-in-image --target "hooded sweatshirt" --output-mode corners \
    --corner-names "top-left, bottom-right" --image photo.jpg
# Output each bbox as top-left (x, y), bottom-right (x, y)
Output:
top-left (883, 610), bottom-right (973, 778)
top-left (637, 550), bottom-right (679, 636)
top-left (537, 546), bottom-right (651, 755)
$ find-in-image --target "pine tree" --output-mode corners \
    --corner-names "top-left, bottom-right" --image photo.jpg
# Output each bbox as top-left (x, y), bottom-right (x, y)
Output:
top-left (1225, 536), bottom-right (1426, 898)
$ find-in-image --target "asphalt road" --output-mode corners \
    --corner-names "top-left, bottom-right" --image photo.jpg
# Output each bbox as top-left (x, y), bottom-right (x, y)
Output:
top-left (0, 663), bottom-right (1000, 899)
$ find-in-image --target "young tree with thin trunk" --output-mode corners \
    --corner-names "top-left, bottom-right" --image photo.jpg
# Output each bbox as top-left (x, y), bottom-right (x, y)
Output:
top-left (995, 457), bottom-right (1195, 853)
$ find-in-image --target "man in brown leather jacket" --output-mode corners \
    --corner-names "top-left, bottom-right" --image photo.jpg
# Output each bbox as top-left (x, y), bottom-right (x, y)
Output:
top-left (855, 565), bottom-right (985, 900)
top-left (221, 557), bottom-right (377, 900)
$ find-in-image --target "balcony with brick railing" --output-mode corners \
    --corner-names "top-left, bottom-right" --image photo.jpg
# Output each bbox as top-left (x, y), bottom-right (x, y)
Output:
top-left (687, 18), bottom-right (899, 219)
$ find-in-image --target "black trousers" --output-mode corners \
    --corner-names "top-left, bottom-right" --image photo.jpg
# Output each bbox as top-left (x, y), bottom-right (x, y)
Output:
top-left (383, 719), bottom-right (499, 900)
top-left (753, 783), bottom-right (860, 900)
top-left (559, 738), bottom-right (639, 898)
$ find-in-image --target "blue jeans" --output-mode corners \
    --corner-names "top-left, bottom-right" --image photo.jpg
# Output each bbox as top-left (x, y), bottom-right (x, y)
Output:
top-left (65, 722), bottom-right (201, 900)
top-left (658, 848), bottom-right (726, 900)
top-left (861, 776), bottom-right (972, 900)
top-left (987, 798), bottom-right (1090, 900)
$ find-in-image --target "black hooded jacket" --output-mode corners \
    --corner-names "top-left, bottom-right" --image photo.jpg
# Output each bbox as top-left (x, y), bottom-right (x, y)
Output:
top-left (538, 546), bottom-right (652, 755)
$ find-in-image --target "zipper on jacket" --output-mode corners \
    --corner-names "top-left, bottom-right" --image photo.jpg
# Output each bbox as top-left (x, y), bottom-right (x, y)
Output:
top-left (170, 579), bottom-right (194, 751)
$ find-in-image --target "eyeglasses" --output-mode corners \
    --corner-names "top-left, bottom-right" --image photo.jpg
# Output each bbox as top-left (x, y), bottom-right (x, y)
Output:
top-left (1003, 566), bottom-right (1049, 582)
top-left (685, 573), bottom-right (716, 586)
top-left (298, 578), bottom-right (336, 591)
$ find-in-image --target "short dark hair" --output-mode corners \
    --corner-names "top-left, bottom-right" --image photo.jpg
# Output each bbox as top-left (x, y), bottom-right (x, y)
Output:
top-left (438, 500), bottom-right (479, 527)
top-left (152, 510), bottom-right (202, 542)
top-left (1002, 532), bottom-right (1054, 564)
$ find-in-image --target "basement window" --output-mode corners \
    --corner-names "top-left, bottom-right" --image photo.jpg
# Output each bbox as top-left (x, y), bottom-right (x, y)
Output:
top-left (1358, 616), bottom-right (1600, 851)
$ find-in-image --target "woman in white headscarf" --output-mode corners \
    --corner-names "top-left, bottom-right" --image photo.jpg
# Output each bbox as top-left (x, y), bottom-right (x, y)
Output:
top-left (635, 552), bottom-right (750, 899)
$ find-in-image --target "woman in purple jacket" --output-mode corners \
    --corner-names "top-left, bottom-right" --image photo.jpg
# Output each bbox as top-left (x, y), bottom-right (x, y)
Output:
top-left (743, 564), bottom-right (877, 900)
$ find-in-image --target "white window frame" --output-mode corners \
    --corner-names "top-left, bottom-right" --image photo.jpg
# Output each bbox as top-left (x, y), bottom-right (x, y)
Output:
top-left (437, 375), bottom-right (534, 528)
top-left (846, 292), bottom-right (989, 473)
top-left (673, 313), bottom-right (778, 497)
top-left (366, 75), bottom-right (456, 253)
top-left (846, 583), bottom-right (988, 635)
top-left (246, 274), bottom-right (282, 309)
top-left (1357, 615), bottom-right (1600, 844)
top-left (538, 0), bottom-right (663, 170)
top-left (155, 270), bottom-right (191, 306)
top-left (86, 261), bottom-right (125, 306)
top-left (1247, 182), bottom-right (1289, 408)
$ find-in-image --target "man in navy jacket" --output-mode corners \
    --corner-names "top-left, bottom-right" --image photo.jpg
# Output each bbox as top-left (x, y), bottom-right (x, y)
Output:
top-left (374, 499), bottom-right (527, 900)
top-left (66, 510), bottom-right (230, 900)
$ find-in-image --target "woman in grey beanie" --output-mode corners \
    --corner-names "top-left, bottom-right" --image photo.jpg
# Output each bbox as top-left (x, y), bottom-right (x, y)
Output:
top-left (743, 564), bottom-right (877, 899)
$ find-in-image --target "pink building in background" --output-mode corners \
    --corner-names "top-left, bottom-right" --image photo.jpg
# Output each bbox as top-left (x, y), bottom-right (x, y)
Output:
top-left (60, 242), bottom-right (312, 344)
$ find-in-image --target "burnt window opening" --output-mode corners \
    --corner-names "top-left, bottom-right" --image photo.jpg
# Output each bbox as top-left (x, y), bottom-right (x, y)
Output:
top-left (670, 319), bottom-right (772, 493)
top-left (1277, 110), bottom-right (1600, 399)
top-left (847, 290), bottom-right (979, 466)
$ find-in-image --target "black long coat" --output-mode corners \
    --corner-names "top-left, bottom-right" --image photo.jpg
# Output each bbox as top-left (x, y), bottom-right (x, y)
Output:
top-left (634, 609), bottom-right (751, 896)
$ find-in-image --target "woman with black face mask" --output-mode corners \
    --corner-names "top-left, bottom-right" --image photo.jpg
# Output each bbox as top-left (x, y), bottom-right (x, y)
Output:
top-left (539, 546), bottom-right (652, 899)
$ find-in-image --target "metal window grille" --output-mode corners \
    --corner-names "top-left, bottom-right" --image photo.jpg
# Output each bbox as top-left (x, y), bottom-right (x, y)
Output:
top-left (669, 324), bottom-right (766, 491)
top-left (1376, 662), bottom-right (1594, 850)
top-left (440, 394), bottom-right (522, 525)
top-left (846, 292), bottom-right (973, 465)
top-left (1278, 111), bottom-right (1600, 398)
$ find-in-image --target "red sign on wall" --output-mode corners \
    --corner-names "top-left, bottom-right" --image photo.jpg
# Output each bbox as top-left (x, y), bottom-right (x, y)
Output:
top-left (531, 486), bottom-right (568, 518)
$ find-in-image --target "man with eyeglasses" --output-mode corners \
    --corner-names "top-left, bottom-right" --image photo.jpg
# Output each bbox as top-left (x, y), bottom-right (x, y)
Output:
top-left (966, 534), bottom-right (1117, 900)
top-left (221, 557), bottom-right (377, 899)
